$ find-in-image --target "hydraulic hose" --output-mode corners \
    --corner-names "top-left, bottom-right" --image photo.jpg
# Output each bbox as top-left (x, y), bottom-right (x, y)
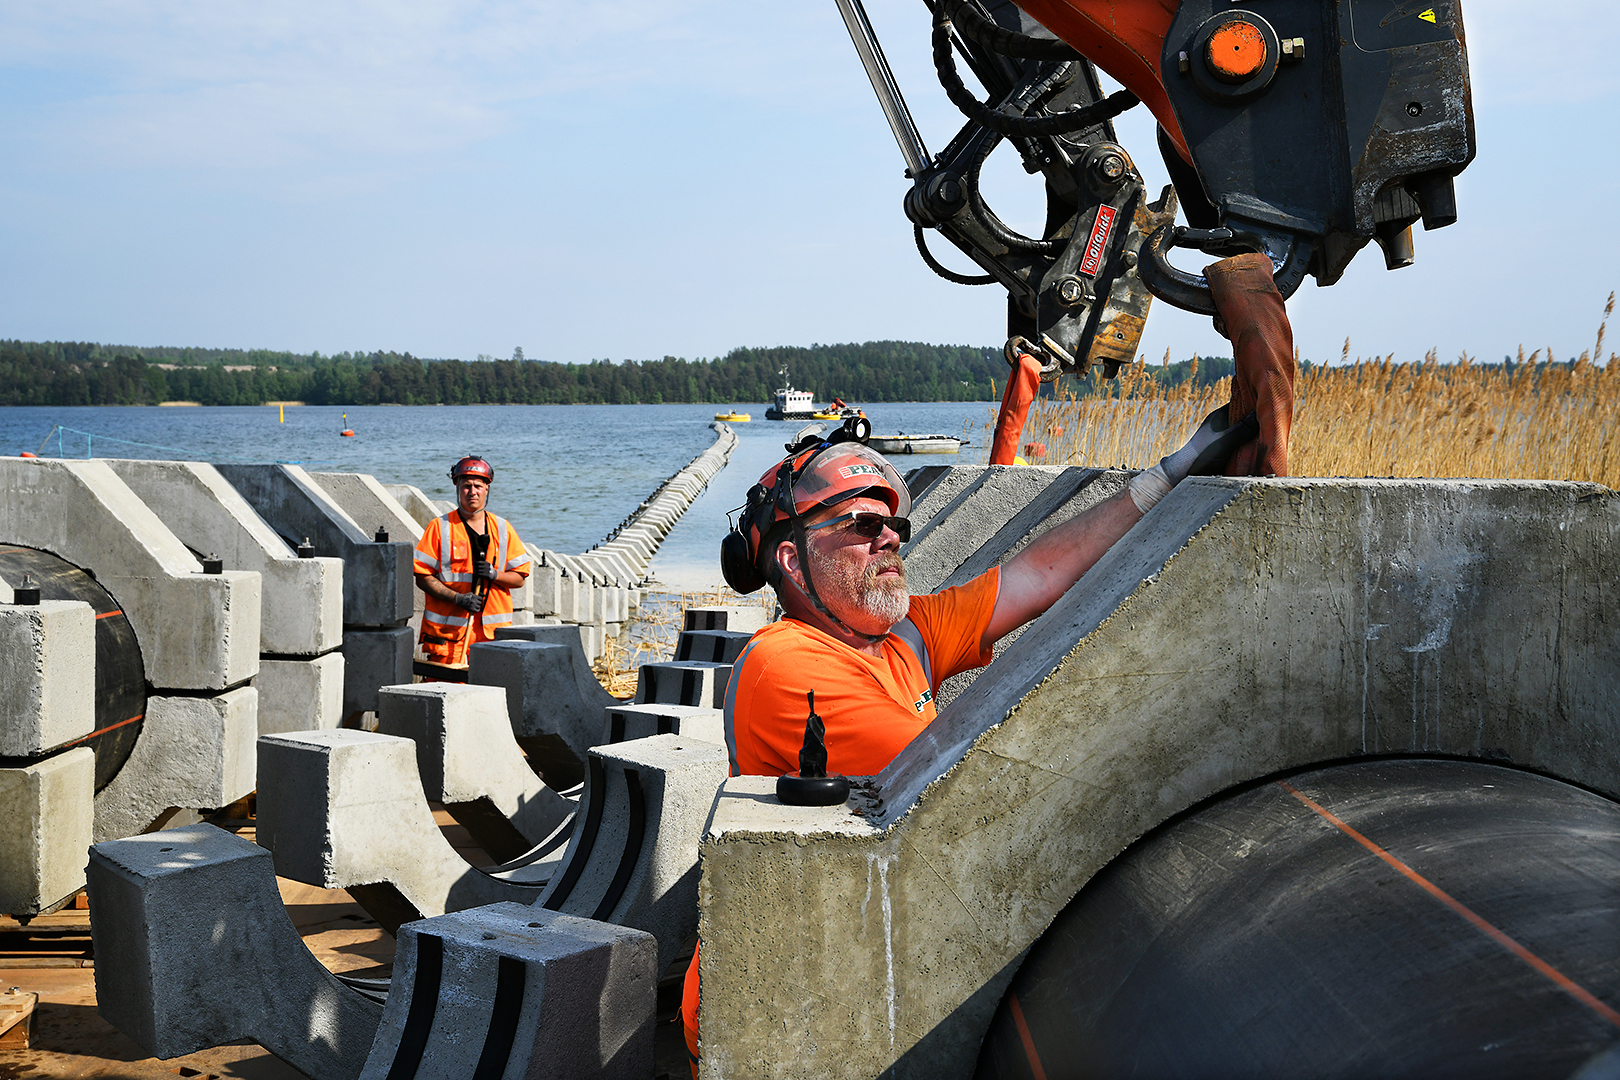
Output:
top-left (913, 224), bottom-right (996, 285)
top-left (962, 129), bottom-right (1065, 257)
top-left (932, 11), bottom-right (1139, 137)
top-left (937, 0), bottom-right (1081, 61)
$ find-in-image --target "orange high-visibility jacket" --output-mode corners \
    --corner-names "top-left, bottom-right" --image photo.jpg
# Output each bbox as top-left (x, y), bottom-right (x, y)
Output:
top-left (412, 509), bottom-right (531, 664)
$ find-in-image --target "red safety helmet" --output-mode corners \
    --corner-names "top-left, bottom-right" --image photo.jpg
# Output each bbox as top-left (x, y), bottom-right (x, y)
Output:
top-left (720, 437), bottom-right (909, 594)
top-left (450, 456), bottom-right (494, 483)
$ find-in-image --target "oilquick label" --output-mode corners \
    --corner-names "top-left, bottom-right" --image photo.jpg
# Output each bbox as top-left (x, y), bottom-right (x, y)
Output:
top-left (1078, 204), bottom-right (1117, 277)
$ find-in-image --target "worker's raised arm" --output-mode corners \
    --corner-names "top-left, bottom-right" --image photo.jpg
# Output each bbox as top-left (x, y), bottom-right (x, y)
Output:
top-left (981, 407), bottom-right (1257, 650)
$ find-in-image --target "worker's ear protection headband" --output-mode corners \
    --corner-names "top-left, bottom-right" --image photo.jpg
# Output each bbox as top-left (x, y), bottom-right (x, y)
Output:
top-left (719, 416), bottom-right (874, 594)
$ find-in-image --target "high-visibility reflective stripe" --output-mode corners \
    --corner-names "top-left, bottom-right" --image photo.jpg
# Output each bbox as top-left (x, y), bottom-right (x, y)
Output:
top-left (439, 571), bottom-right (475, 583)
top-left (507, 551), bottom-right (531, 569)
top-left (416, 554), bottom-right (440, 571)
top-left (438, 513), bottom-right (454, 571)
top-left (494, 517), bottom-right (508, 571)
top-left (423, 609), bottom-right (471, 627)
top-left (481, 611), bottom-right (514, 626)
top-left (721, 639), bottom-right (763, 776)
top-left (890, 619), bottom-right (933, 689)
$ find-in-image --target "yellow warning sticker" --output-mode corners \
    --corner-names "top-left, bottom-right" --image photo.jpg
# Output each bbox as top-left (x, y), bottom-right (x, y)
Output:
top-left (1419, 8), bottom-right (1437, 22)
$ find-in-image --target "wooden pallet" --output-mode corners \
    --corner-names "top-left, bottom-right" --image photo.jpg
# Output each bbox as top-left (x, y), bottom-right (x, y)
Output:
top-left (0, 988), bottom-right (38, 1050)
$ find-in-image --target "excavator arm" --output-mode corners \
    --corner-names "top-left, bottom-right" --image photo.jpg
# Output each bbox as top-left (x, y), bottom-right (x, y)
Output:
top-left (838, 0), bottom-right (1475, 368)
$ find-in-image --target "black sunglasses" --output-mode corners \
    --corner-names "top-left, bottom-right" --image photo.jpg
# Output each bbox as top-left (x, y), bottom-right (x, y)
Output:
top-left (803, 511), bottom-right (911, 543)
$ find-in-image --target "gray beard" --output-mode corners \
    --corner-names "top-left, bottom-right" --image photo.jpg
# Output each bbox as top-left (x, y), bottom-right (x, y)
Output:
top-left (860, 573), bottom-right (911, 627)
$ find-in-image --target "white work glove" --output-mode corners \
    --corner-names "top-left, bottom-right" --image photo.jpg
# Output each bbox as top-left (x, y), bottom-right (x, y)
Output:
top-left (1128, 407), bottom-right (1259, 513)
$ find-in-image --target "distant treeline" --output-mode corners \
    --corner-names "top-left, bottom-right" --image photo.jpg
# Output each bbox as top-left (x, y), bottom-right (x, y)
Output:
top-left (0, 338), bottom-right (1244, 407)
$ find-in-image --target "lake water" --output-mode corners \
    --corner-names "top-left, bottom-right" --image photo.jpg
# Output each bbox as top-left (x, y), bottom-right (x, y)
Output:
top-left (0, 402), bottom-right (996, 590)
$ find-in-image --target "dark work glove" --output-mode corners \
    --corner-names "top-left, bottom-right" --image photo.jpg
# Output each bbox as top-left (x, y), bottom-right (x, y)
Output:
top-left (472, 558), bottom-right (497, 582)
top-left (453, 590), bottom-right (486, 614)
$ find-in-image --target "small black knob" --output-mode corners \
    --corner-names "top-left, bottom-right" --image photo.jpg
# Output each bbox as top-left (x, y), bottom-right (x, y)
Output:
top-left (374, 525), bottom-right (389, 543)
top-left (297, 538), bottom-right (315, 559)
top-left (202, 555), bottom-right (224, 575)
top-left (13, 573), bottom-right (40, 606)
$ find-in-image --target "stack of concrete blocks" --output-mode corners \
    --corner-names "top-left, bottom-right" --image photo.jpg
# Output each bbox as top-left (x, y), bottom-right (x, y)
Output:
top-left (690, 476), bottom-right (1620, 1078)
top-left (0, 459), bottom-right (261, 919)
top-left (214, 464), bottom-right (415, 724)
top-left (254, 704), bottom-right (728, 971)
top-left (527, 421), bottom-right (741, 664)
top-left (89, 825), bottom-right (657, 1080)
top-left (0, 595), bottom-right (95, 918)
top-left (108, 460), bottom-right (346, 736)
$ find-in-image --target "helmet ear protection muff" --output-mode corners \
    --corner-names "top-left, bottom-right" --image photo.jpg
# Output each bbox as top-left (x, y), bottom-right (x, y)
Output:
top-left (720, 475), bottom-right (792, 594)
top-left (719, 528), bottom-right (765, 593)
top-left (718, 418), bottom-right (900, 595)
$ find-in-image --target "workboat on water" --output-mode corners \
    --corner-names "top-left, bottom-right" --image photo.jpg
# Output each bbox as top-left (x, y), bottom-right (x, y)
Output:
top-left (764, 366), bottom-right (817, 420)
top-left (868, 433), bottom-right (967, 455)
top-left (714, 410), bottom-right (751, 422)
top-left (764, 367), bottom-right (861, 421)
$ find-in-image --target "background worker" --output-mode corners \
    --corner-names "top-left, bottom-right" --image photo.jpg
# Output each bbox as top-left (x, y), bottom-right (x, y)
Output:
top-left (682, 408), bottom-right (1257, 1066)
top-left (413, 455), bottom-right (531, 666)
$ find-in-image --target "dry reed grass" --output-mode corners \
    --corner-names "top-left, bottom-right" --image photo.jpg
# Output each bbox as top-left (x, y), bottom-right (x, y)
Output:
top-left (982, 293), bottom-right (1620, 490)
top-left (592, 585), bottom-right (776, 697)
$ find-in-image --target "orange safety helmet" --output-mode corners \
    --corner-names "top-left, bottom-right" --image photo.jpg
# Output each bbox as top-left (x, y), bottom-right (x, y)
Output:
top-left (450, 455), bottom-right (494, 483)
top-left (721, 429), bottom-right (909, 595)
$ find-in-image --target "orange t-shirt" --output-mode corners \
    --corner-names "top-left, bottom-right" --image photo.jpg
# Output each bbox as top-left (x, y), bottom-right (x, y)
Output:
top-left (682, 568), bottom-right (1001, 1072)
top-left (723, 566), bottom-right (1001, 778)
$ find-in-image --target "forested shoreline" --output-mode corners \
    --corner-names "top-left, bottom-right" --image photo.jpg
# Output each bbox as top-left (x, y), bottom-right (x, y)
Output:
top-left (0, 339), bottom-right (1236, 407)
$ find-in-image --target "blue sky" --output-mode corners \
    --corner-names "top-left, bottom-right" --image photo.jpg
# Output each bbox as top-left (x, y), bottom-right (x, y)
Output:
top-left (1, 1), bottom-right (1615, 369)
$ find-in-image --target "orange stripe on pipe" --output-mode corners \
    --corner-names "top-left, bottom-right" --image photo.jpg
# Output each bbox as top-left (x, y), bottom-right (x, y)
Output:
top-left (1277, 780), bottom-right (1620, 1030)
top-left (95, 609), bottom-right (124, 620)
top-left (64, 714), bottom-right (143, 745)
top-left (1007, 993), bottom-right (1049, 1080)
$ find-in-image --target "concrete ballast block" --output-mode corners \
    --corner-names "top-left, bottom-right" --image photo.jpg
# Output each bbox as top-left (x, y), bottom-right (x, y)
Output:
top-left (88, 824), bottom-right (382, 1080)
top-left (106, 460), bottom-right (344, 656)
top-left (603, 703), bottom-right (724, 747)
top-left (358, 904), bottom-right (656, 1080)
top-left (256, 653), bottom-right (345, 735)
top-left (0, 600), bottom-right (95, 755)
top-left (340, 626), bottom-right (413, 717)
top-left (255, 730), bottom-right (543, 932)
top-left (377, 683), bottom-right (575, 864)
top-left (0, 459), bottom-right (262, 691)
top-left (634, 662), bottom-right (731, 709)
top-left (0, 748), bottom-right (94, 917)
top-left (92, 687), bottom-right (257, 843)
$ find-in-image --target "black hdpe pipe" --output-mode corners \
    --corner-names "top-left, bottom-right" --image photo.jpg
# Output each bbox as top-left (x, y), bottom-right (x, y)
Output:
top-left (976, 758), bottom-right (1620, 1079)
top-left (0, 545), bottom-right (146, 791)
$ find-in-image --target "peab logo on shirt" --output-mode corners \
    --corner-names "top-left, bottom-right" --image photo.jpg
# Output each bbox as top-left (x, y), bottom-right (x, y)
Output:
top-left (913, 688), bottom-right (933, 713)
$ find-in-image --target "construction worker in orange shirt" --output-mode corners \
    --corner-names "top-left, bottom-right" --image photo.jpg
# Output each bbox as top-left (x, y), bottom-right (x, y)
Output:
top-left (412, 455), bottom-right (532, 666)
top-left (681, 408), bottom-right (1260, 1069)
